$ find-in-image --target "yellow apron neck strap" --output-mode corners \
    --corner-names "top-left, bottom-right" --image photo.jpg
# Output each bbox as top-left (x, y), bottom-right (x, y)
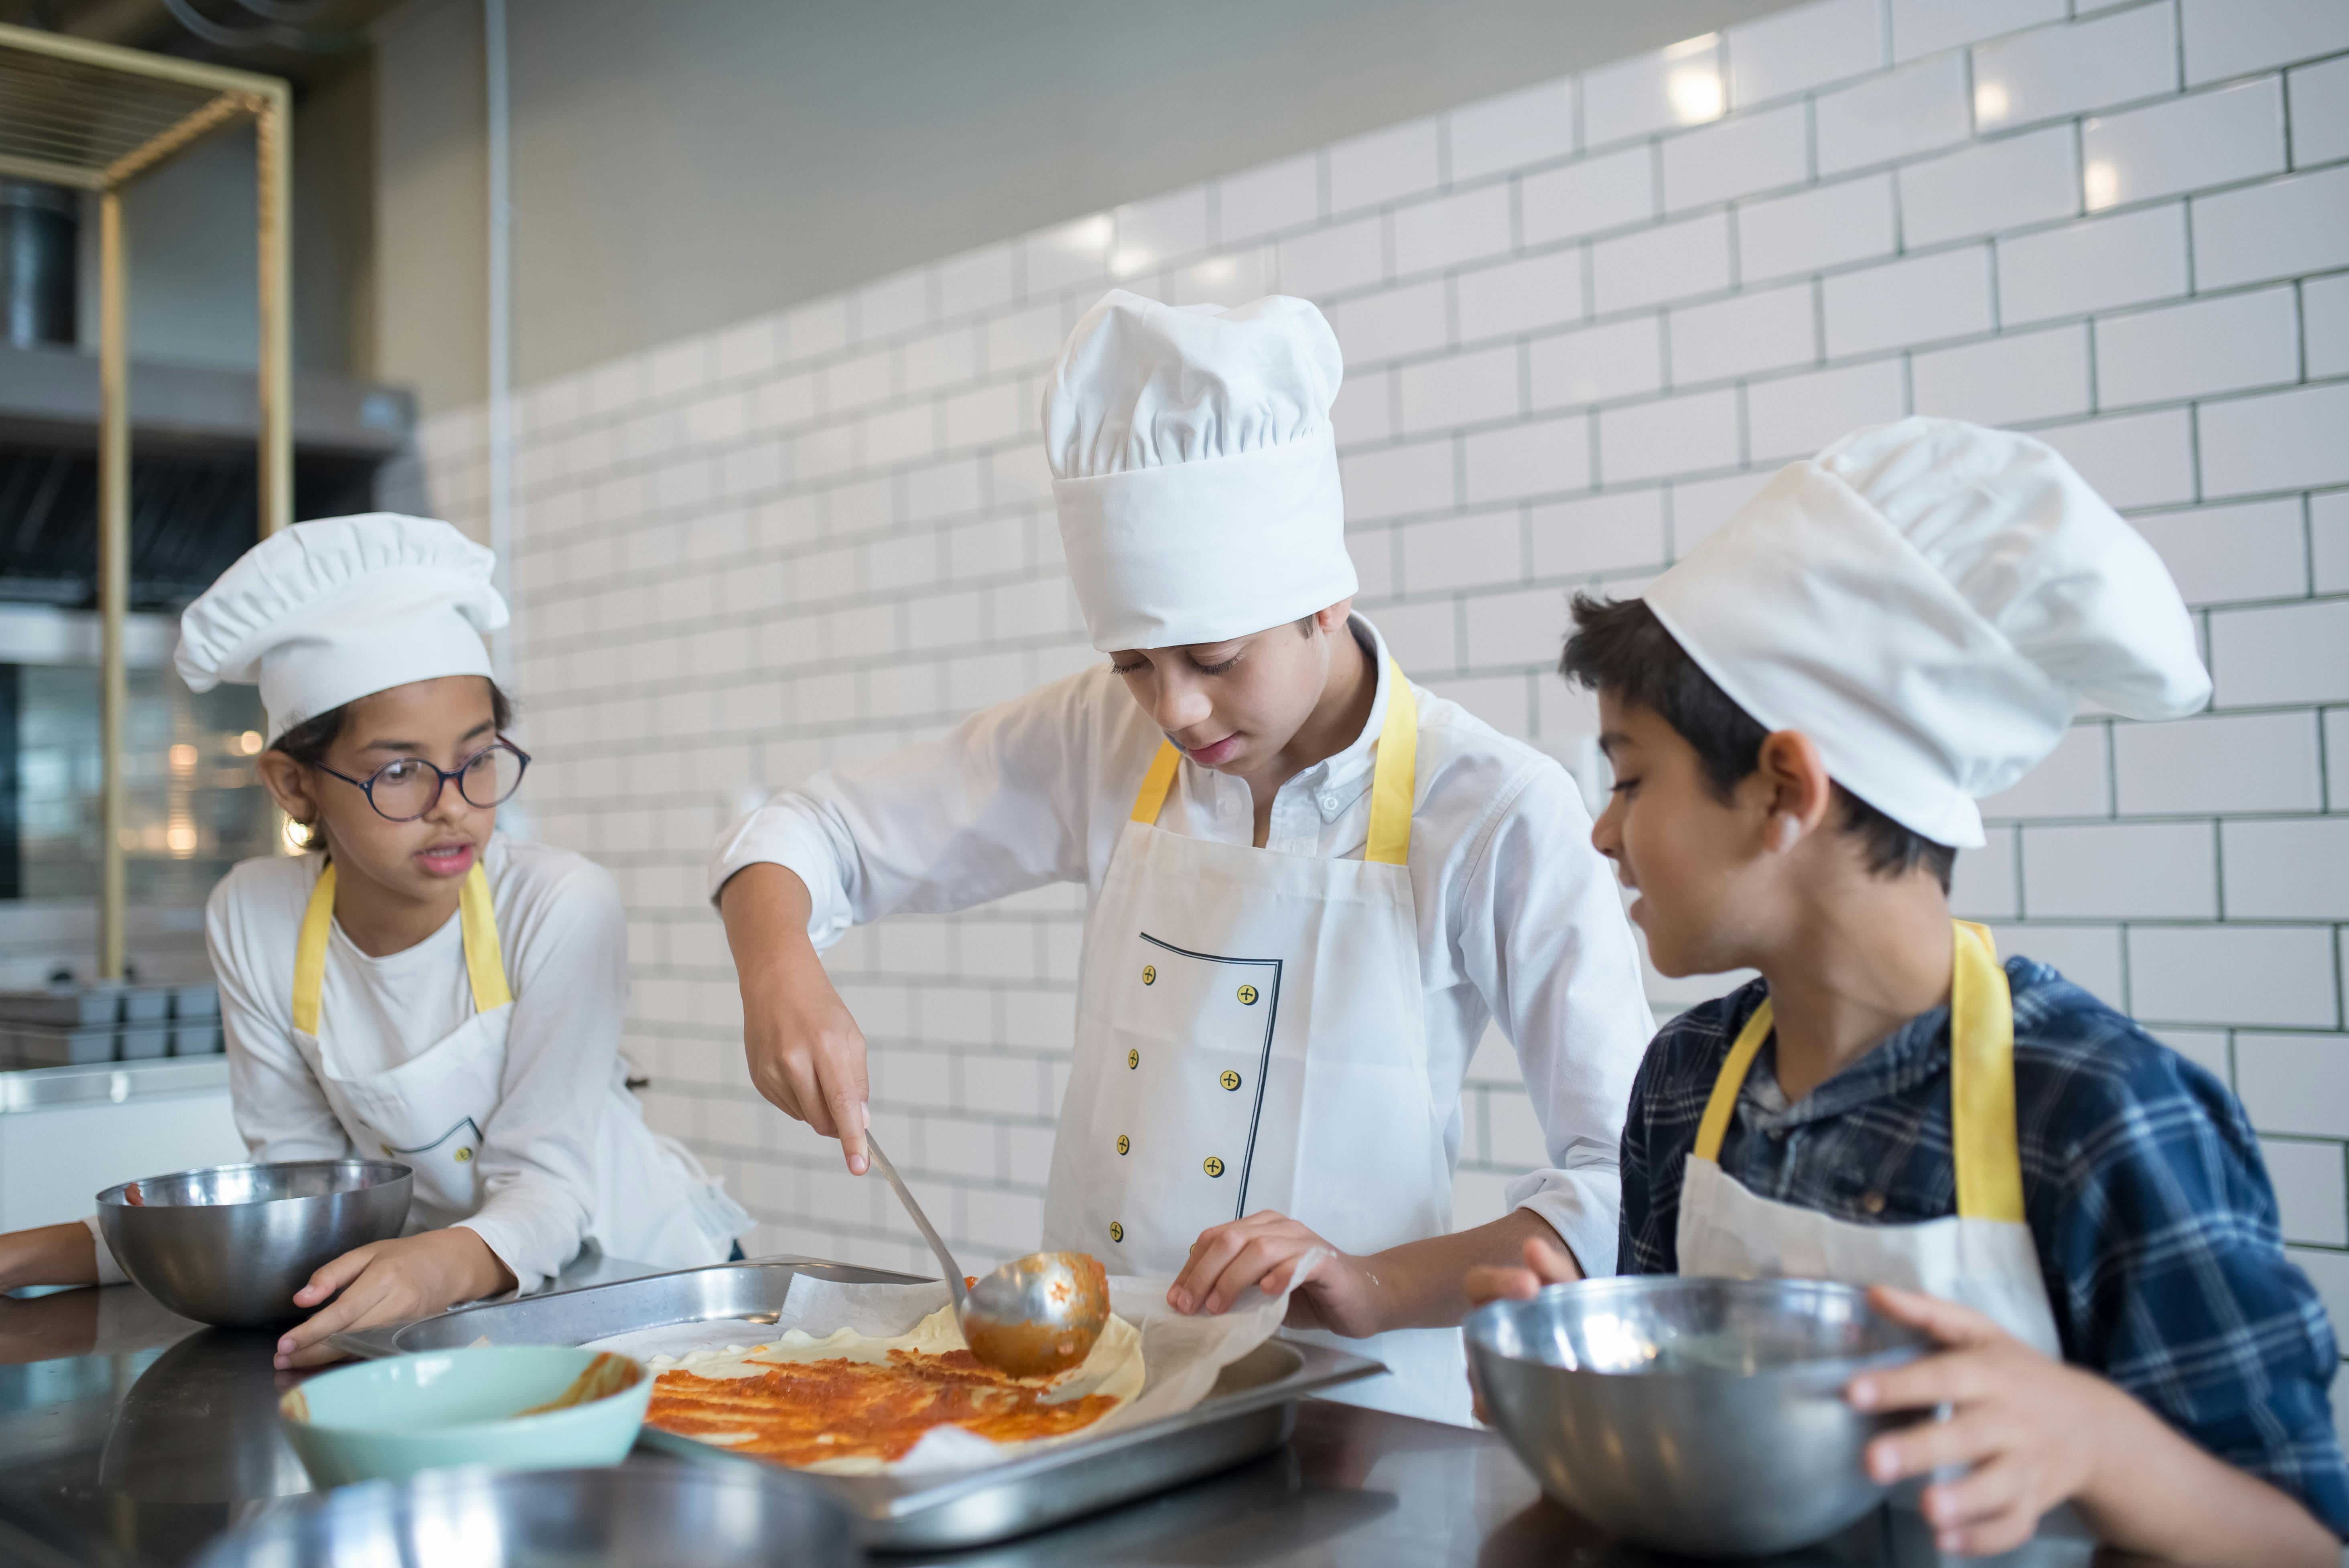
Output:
top-left (290, 859), bottom-right (512, 1033)
top-left (1363, 660), bottom-right (1417, 866)
top-left (1129, 742), bottom-right (1182, 826)
top-left (1127, 657), bottom-right (1419, 866)
top-left (1693, 997), bottom-right (1774, 1164)
top-left (291, 861), bottom-right (337, 1037)
top-left (1689, 921), bottom-right (2024, 1224)
top-left (458, 863), bottom-right (514, 1013)
top-left (1950, 919), bottom-right (2023, 1223)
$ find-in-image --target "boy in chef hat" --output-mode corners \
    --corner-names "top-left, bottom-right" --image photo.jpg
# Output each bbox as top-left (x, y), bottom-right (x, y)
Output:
top-left (715, 291), bottom-right (1653, 1426)
top-left (1469, 419), bottom-right (2347, 1560)
top-left (0, 514), bottom-right (746, 1363)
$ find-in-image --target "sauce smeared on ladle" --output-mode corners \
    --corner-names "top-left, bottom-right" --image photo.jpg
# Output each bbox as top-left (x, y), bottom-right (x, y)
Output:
top-left (864, 1133), bottom-right (1110, 1377)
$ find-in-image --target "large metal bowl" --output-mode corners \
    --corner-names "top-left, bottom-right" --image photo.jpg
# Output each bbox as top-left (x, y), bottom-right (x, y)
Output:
top-left (1465, 1276), bottom-right (1933, 1558)
top-left (96, 1160), bottom-right (412, 1328)
top-left (190, 1462), bottom-right (858, 1568)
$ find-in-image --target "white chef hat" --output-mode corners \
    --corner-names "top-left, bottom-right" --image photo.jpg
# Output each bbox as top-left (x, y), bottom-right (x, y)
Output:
top-left (1044, 290), bottom-right (1356, 651)
top-left (1642, 418), bottom-right (2209, 850)
top-left (175, 513), bottom-right (508, 741)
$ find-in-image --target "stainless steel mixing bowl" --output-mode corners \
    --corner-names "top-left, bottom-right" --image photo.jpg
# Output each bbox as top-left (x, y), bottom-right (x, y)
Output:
top-left (96, 1159), bottom-right (412, 1328)
top-left (1465, 1276), bottom-right (1935, 1558)
top-left (190, 1462), bottom-right (858, 1568)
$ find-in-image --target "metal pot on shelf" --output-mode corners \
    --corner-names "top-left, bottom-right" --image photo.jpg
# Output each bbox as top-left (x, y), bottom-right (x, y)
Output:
top-left (0, 179), bottom-right (77, 349)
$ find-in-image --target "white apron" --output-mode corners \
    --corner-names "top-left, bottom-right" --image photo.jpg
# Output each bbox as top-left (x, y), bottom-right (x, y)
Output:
top-left (1042, 661), bottom-right (1473, 1426)
top-left (1675, 921), bottom-right (2062, 1357)
top-left (291, 860), bottom-right (746, 1272)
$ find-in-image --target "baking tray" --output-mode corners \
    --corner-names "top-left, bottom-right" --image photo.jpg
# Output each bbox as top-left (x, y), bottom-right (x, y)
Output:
top-left (332, 1256), bottom-right (1387, 1551)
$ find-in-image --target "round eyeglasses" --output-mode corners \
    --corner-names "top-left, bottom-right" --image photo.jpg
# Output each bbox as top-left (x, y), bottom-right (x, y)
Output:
top-left (315, 738), bottom-right (531, 823)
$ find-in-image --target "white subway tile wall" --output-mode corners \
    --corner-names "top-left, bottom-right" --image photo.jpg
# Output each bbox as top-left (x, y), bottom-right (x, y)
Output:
top-left (412, 3), bottom-right (2349, 1335)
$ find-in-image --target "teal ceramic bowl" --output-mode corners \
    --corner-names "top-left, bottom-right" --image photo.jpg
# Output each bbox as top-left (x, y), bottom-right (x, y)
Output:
top-left (280, 1347), bottom-right (652, 1488)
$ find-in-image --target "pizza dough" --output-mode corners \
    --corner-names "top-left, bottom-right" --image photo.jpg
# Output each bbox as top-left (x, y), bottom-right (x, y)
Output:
top-left (639, 1302), bottom-right (1145, 1475)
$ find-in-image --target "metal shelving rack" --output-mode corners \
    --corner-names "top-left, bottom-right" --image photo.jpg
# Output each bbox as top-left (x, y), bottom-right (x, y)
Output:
top-left (0, 22), bottom-right (291, 982)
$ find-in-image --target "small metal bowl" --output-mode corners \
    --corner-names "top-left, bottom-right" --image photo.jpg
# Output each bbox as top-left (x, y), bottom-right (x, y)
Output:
top-left (96, 1159), bottom-right (412, 1328)
top-left (191, 1462), bottom-right (858, 1568)
top-left (1465, 1276), bottom-right (1933, 1559)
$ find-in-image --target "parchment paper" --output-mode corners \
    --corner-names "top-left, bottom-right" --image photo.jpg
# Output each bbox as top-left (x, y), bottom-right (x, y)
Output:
top-left (587, 1271), bottom-right (1297, 1476)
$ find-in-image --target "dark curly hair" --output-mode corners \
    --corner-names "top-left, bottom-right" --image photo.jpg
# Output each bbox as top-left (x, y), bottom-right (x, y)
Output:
top-left (272, 679), bottom-right (514, 852)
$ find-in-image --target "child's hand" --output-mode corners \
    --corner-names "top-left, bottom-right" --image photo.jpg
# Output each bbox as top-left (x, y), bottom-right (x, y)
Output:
top-left (1463, 1233), bottom-right (1580, 1310)
top-left (1845, 1285), bottom-right (2128, 1558)
top-left (273, 1228), bottom-right (516, 1369)
top-left (1462, 1236), bottom-right (1583, 1424)
top-left (1167, 1212), bottom-right (1358, 1332)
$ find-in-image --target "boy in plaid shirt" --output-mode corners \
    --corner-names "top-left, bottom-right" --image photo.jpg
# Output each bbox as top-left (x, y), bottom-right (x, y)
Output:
top-left (1472, 420), bottom-right (2346, 1563)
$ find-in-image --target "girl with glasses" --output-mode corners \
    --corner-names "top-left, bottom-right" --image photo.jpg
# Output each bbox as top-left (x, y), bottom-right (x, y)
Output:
top-left (0, 514), bottom-right (748, 1364)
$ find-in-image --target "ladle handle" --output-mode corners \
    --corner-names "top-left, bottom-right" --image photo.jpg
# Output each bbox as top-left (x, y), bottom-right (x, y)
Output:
top-left (863, 1133), bottom-right (967, 1306)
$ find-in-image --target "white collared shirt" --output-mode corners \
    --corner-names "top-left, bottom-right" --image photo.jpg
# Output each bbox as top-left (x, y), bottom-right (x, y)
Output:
top-left (709, 617), bottom-right (1654, 1273)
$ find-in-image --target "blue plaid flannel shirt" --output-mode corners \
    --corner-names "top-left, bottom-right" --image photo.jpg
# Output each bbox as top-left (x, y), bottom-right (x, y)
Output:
top-left (1617, 955), bottom-right (2349, 1536)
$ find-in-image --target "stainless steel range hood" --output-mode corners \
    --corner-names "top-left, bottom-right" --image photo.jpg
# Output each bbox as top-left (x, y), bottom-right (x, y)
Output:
top-left (0, 340), bottom-right (410, 457)
top-left (0, 342), bottom-right (414, 614)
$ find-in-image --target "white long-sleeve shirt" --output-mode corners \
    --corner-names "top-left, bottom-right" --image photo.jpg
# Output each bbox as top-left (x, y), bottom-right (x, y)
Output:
top-left (709, 617), bottom-right (1655, 1274)
top-left (90, 835), bottom-right (727, 1296)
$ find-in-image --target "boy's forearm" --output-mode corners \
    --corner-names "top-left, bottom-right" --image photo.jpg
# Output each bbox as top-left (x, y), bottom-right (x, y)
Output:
top-left (719, 864), bottom-right (817, 976)
top-left (2079, 1389), bottom-right (2339, 1566)
top-left (1370, 1208), bottom-right (1580, 1331)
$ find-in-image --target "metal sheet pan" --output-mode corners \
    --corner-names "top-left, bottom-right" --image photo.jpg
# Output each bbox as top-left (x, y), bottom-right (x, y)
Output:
top-left (333, 1256), bottom-right (1387, 1551)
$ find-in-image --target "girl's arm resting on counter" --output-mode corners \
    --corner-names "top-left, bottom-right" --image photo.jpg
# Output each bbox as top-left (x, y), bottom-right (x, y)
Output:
top-left (0, 1223), bottom-right (99, 1292)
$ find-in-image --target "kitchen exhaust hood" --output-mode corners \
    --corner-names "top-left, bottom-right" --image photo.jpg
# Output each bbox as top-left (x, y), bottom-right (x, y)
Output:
top-left (0, 340), bottom-right (410, 457)
top-left (0, 341), bottom-right (413, 611)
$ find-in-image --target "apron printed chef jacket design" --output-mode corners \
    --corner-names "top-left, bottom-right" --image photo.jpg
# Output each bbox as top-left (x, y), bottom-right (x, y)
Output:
top-left (289, 855), bottom-right (748, 1275)
top-left (1044, 659), bottom-right (1474, 1425)
top-left (1675, 921), bottom-right (2063, 1357)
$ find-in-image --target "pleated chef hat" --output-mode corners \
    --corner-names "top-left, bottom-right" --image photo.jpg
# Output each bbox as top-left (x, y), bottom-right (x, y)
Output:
top-left (1642, 418), bottom-right (2209, 850)
top-left (1044, 290), bottom-right (1356, 651)
top-left (176, 513), bottom-right (508, 741)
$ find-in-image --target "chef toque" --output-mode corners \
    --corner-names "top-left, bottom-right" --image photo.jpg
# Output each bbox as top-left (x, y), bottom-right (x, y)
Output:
top-left (1044, 289), bottom-right (1356, 651)
top-left (1642, 418), bottom-right (2209, 850)
top-left (176, 513), bottom-right (508, 742)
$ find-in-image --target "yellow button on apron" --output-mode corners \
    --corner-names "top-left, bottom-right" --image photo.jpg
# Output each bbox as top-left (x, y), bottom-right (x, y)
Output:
top-left (1142, 964), bottom-right (1156, 985)
top-left (455, 1148), bottom-right (473, 1163)
top-left (1116, 1134), bottom-right (1130, 1156)
top-left (1203, 1156), bottom-right (1224, 1177)
top-left (1109, 1221), bottom-right (1124, 1243)
top-left (1128, 1049), bottom-right (1139, 1070)
top-left (1219, 1069), bottom-right (1241, 1091)
top-left (1237, 984), bottom-right (1258, 1005)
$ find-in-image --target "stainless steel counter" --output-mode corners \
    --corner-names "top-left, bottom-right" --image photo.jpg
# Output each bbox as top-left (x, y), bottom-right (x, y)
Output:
top-left (0, 1275), bottom-right (2111, 1568)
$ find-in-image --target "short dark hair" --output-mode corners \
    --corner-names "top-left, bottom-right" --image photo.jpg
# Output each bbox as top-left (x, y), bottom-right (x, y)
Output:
top-left (272, 678), bottom-right (516, 852)
top-left (1559, 595), bottom-right (1955, 891)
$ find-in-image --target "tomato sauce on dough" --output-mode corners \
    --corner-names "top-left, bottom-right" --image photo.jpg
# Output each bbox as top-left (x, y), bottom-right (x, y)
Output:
top-left (647, 1346), bottom-right (1121, 1467)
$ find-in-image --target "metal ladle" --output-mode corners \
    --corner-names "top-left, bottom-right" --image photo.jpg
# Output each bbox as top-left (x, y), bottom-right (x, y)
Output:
top-left (863, 1132), bottom-right (1109, 1379)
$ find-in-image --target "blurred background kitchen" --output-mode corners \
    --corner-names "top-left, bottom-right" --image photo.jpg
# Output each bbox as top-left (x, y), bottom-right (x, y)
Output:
top-left (0, 0), bottom-right (2342, 1377)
